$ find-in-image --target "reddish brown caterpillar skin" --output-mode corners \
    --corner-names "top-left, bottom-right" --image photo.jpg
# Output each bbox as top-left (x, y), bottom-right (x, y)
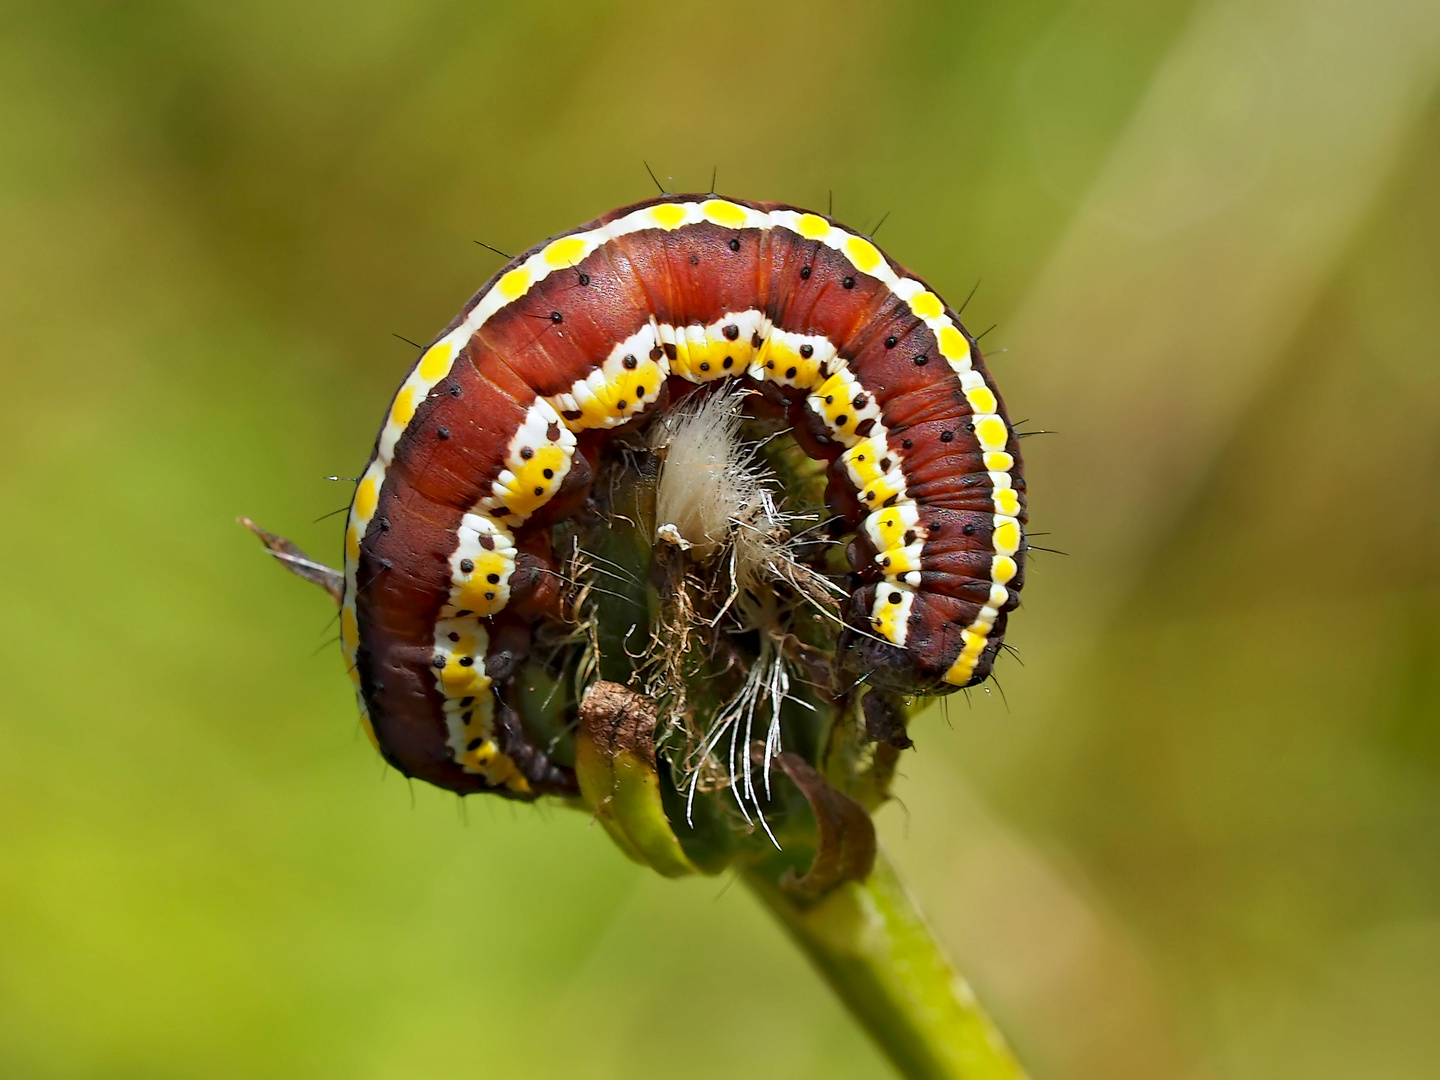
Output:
top-left (341, 195), bottom-right (1026, 798)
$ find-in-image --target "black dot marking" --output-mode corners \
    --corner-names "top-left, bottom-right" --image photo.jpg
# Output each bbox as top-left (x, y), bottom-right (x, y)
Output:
top-left (882, 557), bottom-right (891, 566)
top-left (577, 272), bottom-right (590, 286)
top-left (865, 491), bottom-right (876, 501)
top-left (467, 738), bottom-right (482, 752)
top-left (650, 346), bottom-right (664, 361)
top-left (437, 426), bottom-right (451, 440)
top-left (617, 399), bottom-right (628, 409)
top-left (885, 336), bottom-right (898, 349)
top-left (459, 558), bottom-right (475, 573)
top-left (857, 454), bottom-right (867, 462)
top-left (520, 447), bottom-right (534, 460)
top-left (914, 354), bottom-right (929, 366)
top-left (799, 343), bottom-right (814, 359)
top-left (699, 363), bottom-right (709, 373)
top-left (889, 592), bottom-right (902, 604)
top-left (635, 385), bottom-right (646, 398)
top-left (663, 343), bottom-right (677, 360)
top-left (486, 573), bottom-right (500, 584)
top-left (752, 332), bottom-right (763, 348)
top-left (940, 431), bottom-right (954, 443)
top-left (963, 523), bottom-right (976, 535)
top-left (800, 265), bottom-right (812, 280)
top-left (478, 535), bottom-right (495, 551)
top-left (543, 468), bottom-right (554, 479)
top-left (547, 423), bottom-right (560, 441)
top-left (484, 591), bottom-right (495, 600)
top-left (966, 422), bottom-right (975, 431)
top-left (785, 366), bottom-right (797, 379)
top-left (766, 360), bottom-right (775, 369)
top-left (449, 384), bottom-right (462, 398)
top-left (563, 409), bottom-right (583, 421)
top-left (852, 393), bottom-right (869, 410)
top-left (722, 357), bottom-right (733, 369)
top-left (432, 655), bottom-right (447, 669)
top-left (689, 254), bottom-right (700, 266)
top-left (460, 696), bottom-right (474, 707)
top-left (724, 324), bottom-right (739, 341)
top-left (825, 395), bottom-right (835, 405)
top-left (836, 414), bottom-right (849, 426)
top-left (550, 311), bottom-right (563, 324)
top-left (623, 354), bottom-right (638, 370)
top-left (728, 238), bottom-right (741, 252)
top-left (843, 276), bottom-right (855, 289)
top-left (448, 631), bottom-right (460, 642)
top-left (533, 486), bottom-right (544, 496)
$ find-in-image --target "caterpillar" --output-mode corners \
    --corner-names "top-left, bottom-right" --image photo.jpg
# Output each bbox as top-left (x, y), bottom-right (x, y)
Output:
top-left (342, 194), bottom-right (1026, 799)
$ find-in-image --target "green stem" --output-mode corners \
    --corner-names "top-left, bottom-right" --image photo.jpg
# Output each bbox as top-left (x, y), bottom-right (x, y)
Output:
top-left (744, 847), bottom-right (1028, 1080)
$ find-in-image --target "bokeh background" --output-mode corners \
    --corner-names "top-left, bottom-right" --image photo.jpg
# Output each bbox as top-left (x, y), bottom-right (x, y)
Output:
top-left (3, 1), bottom-right (1439, 1076)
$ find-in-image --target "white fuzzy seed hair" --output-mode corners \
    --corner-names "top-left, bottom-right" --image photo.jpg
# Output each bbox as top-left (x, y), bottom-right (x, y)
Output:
top-left (651, 386), bottom-right (772, 563)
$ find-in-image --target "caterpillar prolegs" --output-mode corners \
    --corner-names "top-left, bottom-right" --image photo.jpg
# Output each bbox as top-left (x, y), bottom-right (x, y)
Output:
top-left (342, 195), bottom-right (1026, 798)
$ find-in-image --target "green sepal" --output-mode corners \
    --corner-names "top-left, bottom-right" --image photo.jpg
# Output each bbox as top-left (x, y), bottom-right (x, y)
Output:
top-left (575, 681), bottom-right (698, 878)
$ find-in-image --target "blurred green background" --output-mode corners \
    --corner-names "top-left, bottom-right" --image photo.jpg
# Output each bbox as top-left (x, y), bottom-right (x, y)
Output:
top-left (3, 1), bottom-right (1439, 1076)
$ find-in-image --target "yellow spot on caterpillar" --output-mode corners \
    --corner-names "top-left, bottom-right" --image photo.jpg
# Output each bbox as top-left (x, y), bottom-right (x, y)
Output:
top-left (965, 385), bottom-right (997, 414)
top-left (868, 507), bottom-right (916, 551)
top-left (751, 330), bottom-right (830, 389)
top-left (993, 518), bottom-right (1021, 555)
top-left (994, 488), bottom-right (1021, 516)
top-left (453, 552), bottom-right (514, 616)
top-left (418, 341), bottom-right (453, 382)
top-left (439, 654), bottom-right (492, 699)
top-left (992, 555), bottom-right (1018, 584)
top-left (984, 451), bottom-right (1014, 471)
top-left (910, 291), bottom-right (943, 320)
top-left (880, 544), bottom-right (922, 576)
top-left (871, 585), bottom-right (913, 646)
top-left (845, 236), bottom-right (882, 273)
top-left (499, 267), bottom-right (531, 300)
top-left (862, 471), bottom-right (905, 508)
top-left (345, 523), bottom-right (361, 562)
top-left (975, 416), bottom-right (1008, 450)
top-left (702, 199), bottom-right (748, 228)
top-left (488, 441), bottom-right (573, 521)
top-left (841, 436), bottom-right (890, 488)
top-left (391, 387), bottom-right (416, 425)
top-left (942, 657), bottom-right (974, 686)
top-left (340, 606), bottom-right (358, 650)
top-left (543, 236), bottom-right (588, 267)
top-left (938, 326), bottom-right (969, 363)
top-left (797, 213), bottom-right (830, 240)
top-left (942, 628), bottom-right (991, 686)
top-left (354, 477), bottom-right (379, 520)
top-left (651, 203), bottom-right (686, 229)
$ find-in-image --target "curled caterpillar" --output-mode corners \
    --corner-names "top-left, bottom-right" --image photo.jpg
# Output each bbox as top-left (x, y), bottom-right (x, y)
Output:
top-left (342, 194), bottom-right (1026, 798)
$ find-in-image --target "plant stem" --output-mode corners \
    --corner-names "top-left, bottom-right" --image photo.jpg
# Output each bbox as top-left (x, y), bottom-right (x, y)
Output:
top-left (744, 847), bottom-right (1028, 1080)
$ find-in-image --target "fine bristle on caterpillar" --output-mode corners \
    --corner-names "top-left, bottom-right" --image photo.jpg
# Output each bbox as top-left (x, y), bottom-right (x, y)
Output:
top-left (341, 194), bottom-right (1026, 798)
